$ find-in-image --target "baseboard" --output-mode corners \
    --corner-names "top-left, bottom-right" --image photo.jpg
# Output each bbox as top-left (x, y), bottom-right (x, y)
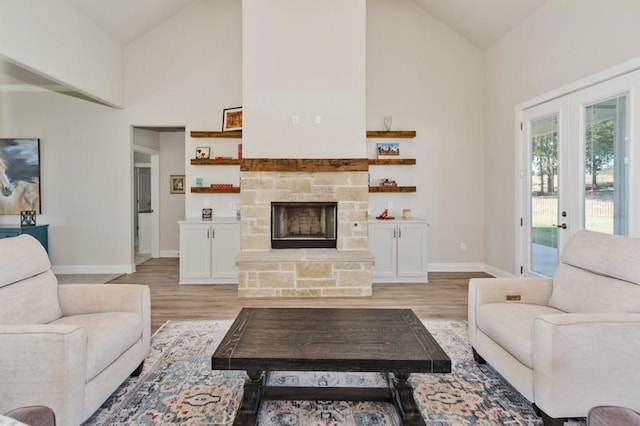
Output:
top-left (428, 263), bottom-right (486, 272)
top-left (483, 264), bottom-right (514, 278)
top-left (160, 250), bottom-right (179, 258)
top-left (52, 264), bottom-right (136, 274)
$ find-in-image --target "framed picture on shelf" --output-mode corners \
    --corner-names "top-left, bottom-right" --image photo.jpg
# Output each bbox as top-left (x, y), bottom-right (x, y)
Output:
top-left (170, 175), bottom-right (185, 194)
top-left (376, 142), bottom-right (400, 158)
top-left (196, 147), bottom-right (210, 159)
top-left (222, 107), bottom-right (243, 131)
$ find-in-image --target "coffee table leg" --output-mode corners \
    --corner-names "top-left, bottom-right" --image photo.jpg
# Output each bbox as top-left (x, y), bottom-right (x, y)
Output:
top-left (234, 370), bottom-right (265, 426)
top-left (390, 373), bottom-right (426, 426)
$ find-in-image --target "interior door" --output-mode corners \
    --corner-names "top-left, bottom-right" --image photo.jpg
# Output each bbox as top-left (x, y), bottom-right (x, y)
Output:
top-left (519, 70), bottom-right (638, 277)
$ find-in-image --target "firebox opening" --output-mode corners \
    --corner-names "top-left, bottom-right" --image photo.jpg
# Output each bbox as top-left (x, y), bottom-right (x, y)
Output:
top-left (271, 202), bottom-right (337, 249)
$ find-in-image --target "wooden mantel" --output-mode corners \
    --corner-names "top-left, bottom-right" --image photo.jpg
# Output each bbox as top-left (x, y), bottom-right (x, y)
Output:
top-left (240, 158), bottom-right (369, 172)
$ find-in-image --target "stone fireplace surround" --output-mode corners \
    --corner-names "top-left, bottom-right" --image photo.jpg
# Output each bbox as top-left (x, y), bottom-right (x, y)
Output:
top-left (238, 159), bottom-right (374, 298)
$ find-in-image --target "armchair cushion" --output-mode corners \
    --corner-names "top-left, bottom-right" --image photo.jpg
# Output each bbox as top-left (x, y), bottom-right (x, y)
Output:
top-left (476, 303), bottom-right (561, 368)
top-left (549, 231), bottom-right (640, 313)
top-left (0, 234), bottom-right (61, 325)
top-left (50, 312), bottom-right (142, 381)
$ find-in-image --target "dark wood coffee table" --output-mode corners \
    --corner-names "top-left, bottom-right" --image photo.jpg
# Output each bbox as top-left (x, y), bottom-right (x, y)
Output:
top-left (212, 307), bottom-right (450, 425)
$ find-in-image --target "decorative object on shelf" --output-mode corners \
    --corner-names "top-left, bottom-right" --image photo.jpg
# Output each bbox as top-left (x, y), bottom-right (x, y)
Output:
top-left (380, 178), bottom-right (397, 187)
top-left (210, 183), bottom-right (233, 188)
top-left (195, 177), bottom-right (204, 187)
top-left (170, 175), bottom-right (185, 194)
top-left (402, 209), bottom-right (412, 219)
top-left (238, 143), bottom-right (242, 160)
top-left (223, 107), bottom-right (243, 131)
top-left (0, 138), bottom-right (41, 215)
top-left (376, 142), bottom-right (400, 158)
top-left (202, 208), bottom-right (213, 220)
top-left (383, 116), bottom-right (393, 131)
top-left (20, 210), bottom-right (36, 226)
top-left (376, 209), bottom-right (395, 220)
top-left (196, 147), bottom-right (210, 159)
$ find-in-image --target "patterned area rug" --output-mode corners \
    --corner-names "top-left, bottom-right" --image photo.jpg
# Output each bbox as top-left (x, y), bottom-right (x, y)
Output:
top-left (84, 319), bottom-right (586, 425)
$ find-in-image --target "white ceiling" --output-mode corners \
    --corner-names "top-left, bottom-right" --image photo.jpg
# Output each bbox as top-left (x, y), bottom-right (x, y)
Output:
top-left (69, 0), bottom-right (196, 44)
top-left (414, 0), bottom-right (548, 48)
top-left (1, 0), bottom-right (548, 92)
top-left (68, 0), bottom-right (548, 48)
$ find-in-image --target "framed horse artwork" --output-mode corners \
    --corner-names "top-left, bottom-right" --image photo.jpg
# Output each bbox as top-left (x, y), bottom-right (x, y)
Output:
top-left (0, 138), bottom-right (41, 215)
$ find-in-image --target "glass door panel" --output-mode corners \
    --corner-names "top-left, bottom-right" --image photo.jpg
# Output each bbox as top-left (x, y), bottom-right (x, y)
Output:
top-left (530, 114), bottom-right (559, 276)
top-left (583, 95), bottom-right (627, 235)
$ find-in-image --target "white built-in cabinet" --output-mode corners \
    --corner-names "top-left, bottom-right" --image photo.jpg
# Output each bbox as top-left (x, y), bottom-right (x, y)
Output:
top-left (178, 218), bottom-right (241, 284)
top-left (368, 218), bottom-right (428, 283)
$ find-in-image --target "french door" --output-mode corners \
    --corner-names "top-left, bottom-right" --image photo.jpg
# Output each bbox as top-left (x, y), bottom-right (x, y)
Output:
top-left (519, 70), bottom-right (640, 277)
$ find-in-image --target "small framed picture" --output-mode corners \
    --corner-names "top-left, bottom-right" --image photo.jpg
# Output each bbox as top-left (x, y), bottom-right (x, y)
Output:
top-left (202, 208), bottom-right (213, 220)
top-left (170, 175), bottom-right (185, 194)
top-left (196, 147), bottom-right (210, 159)
top-left (195, 177), bottom-right (204, 187)
top-left (223, 107), bottom-right (243, 131)
top-left (377, 142), bottom-right (400, 158)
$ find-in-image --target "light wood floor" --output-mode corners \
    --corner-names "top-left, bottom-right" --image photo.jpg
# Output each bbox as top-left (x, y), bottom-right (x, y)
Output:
top-left (108, 258), bottom-right (492, 333)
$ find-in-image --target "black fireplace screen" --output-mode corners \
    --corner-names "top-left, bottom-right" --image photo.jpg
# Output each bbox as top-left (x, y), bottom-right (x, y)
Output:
top-left (271, 202), bottom-right (337, 249)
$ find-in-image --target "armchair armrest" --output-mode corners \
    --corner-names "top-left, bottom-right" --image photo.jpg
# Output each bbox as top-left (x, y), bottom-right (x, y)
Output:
top-left (58, 284), bottom-right (151, 356)
top-left (469, 277), bottom-right (554, 306)
top-left (0, 325), bottom-right (87, 425)
top-left (533, 313), bottom-right (640, 418)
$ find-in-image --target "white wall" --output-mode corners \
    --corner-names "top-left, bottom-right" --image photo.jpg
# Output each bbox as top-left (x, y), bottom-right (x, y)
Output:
top-left (0, 0), bottom-right (486, 273)
top-left (0, 0), bottom-right (123, 107)
top-left (0, 90), bottom-right (132, 273)
top-left (243, 0), bottom-right (366, 158)
top-left (367, 0), bottom-right (485, 267)
top-left (124, 0), bottom-right (243, 220)
top-left (484, 0), bottom-right (640, 275)
top-left (159, 132), bottom-right (185, 255)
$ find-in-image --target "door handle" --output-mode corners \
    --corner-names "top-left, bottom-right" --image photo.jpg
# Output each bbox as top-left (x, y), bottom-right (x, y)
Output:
top-left (555, 223), bottom-right (567, 229)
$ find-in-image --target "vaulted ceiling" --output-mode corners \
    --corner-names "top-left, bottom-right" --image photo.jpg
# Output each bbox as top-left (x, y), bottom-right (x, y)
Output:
top-left (0, 0), bottom-right (548, 93)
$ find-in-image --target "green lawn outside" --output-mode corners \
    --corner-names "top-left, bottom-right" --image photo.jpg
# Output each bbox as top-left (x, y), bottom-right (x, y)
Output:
top-left (532, 226), bottom-right (557, 248)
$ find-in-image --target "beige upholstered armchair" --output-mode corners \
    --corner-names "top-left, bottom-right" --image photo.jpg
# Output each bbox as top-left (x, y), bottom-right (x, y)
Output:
top-left (0, 235), bottom-right (151, 426)
top-left (468, 230), bottom-right (640, 426)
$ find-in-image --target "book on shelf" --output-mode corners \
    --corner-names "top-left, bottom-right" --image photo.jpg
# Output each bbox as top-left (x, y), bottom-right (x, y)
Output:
top-left (210, 183), bottom-right (234, 188)
top-left (376, 142), bottom-right (400, 158)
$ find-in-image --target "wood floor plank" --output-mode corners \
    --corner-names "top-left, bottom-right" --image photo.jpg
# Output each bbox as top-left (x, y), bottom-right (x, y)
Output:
top-left (107, 258), bottom-right (491, 333)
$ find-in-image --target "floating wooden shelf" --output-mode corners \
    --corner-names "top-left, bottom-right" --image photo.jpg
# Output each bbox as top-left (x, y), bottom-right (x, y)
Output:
top-left (191, 159), bottom-right (241, 165)
top-left (366, 130), bottom-right (416, 138)
top-left (368, 158), bottom-right (416, 165)
top-left (191, 130), bottom-right (415, 138)
top-left (190, 187), bottom-right (240, 193)
top-left (190, 130), bottom-right (242, 138)
top-left (369, 186), bottom-right (416, 193)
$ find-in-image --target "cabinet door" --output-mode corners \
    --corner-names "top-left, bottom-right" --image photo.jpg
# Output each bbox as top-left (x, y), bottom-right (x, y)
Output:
top-left (368, 223), bottom-right (397, 279)
top-left (397, 223), bottom-right (427, 279)
top-left (179, 224), bottom-right (212, 280)
top-left (210, 223), bottom-right (241, 281)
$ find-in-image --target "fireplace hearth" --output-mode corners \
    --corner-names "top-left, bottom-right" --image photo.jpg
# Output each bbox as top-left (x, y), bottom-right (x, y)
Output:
top-left (271, 202), bottom-right (337, 249)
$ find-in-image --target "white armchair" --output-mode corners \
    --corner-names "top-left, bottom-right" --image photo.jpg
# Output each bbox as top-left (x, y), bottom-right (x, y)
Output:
top-left (468, 230), bottom-right (640, 426)
top-left (0, 235), bottom-right (150, 426)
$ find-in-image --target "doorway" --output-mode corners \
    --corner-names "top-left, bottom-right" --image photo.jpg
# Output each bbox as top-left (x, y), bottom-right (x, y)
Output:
top-left (517, 67), bottom-right (640, 276)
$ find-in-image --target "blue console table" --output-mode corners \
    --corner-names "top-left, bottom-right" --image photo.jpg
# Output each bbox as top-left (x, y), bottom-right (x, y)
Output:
top-left (0, 224), bottom-right (49, 252)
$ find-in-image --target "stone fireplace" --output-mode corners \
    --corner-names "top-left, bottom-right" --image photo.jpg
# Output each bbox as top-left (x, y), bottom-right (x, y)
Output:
top-left (237, 158), bottom-right (373, 298)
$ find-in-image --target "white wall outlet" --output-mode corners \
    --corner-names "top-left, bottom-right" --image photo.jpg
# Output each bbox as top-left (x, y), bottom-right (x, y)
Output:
top-left (230, 201), bottom-right (236, 211)
top-left (292, 114), bottom-right (299, 125)
top-left (460, 242), bottom-right (467, 251)
top-left (315, 114), bottom-right (322, 124)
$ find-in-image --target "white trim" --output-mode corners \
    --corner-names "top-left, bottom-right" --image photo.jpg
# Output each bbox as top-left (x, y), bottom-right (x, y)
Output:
top-left (428, 262), bottom-right (486, 272)
top-left (483, 264), bottom-right (514, 278)
top-left (52, 264), bottom-right (136, 275)
top-left (160, 250), bottom-right (179, 258)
